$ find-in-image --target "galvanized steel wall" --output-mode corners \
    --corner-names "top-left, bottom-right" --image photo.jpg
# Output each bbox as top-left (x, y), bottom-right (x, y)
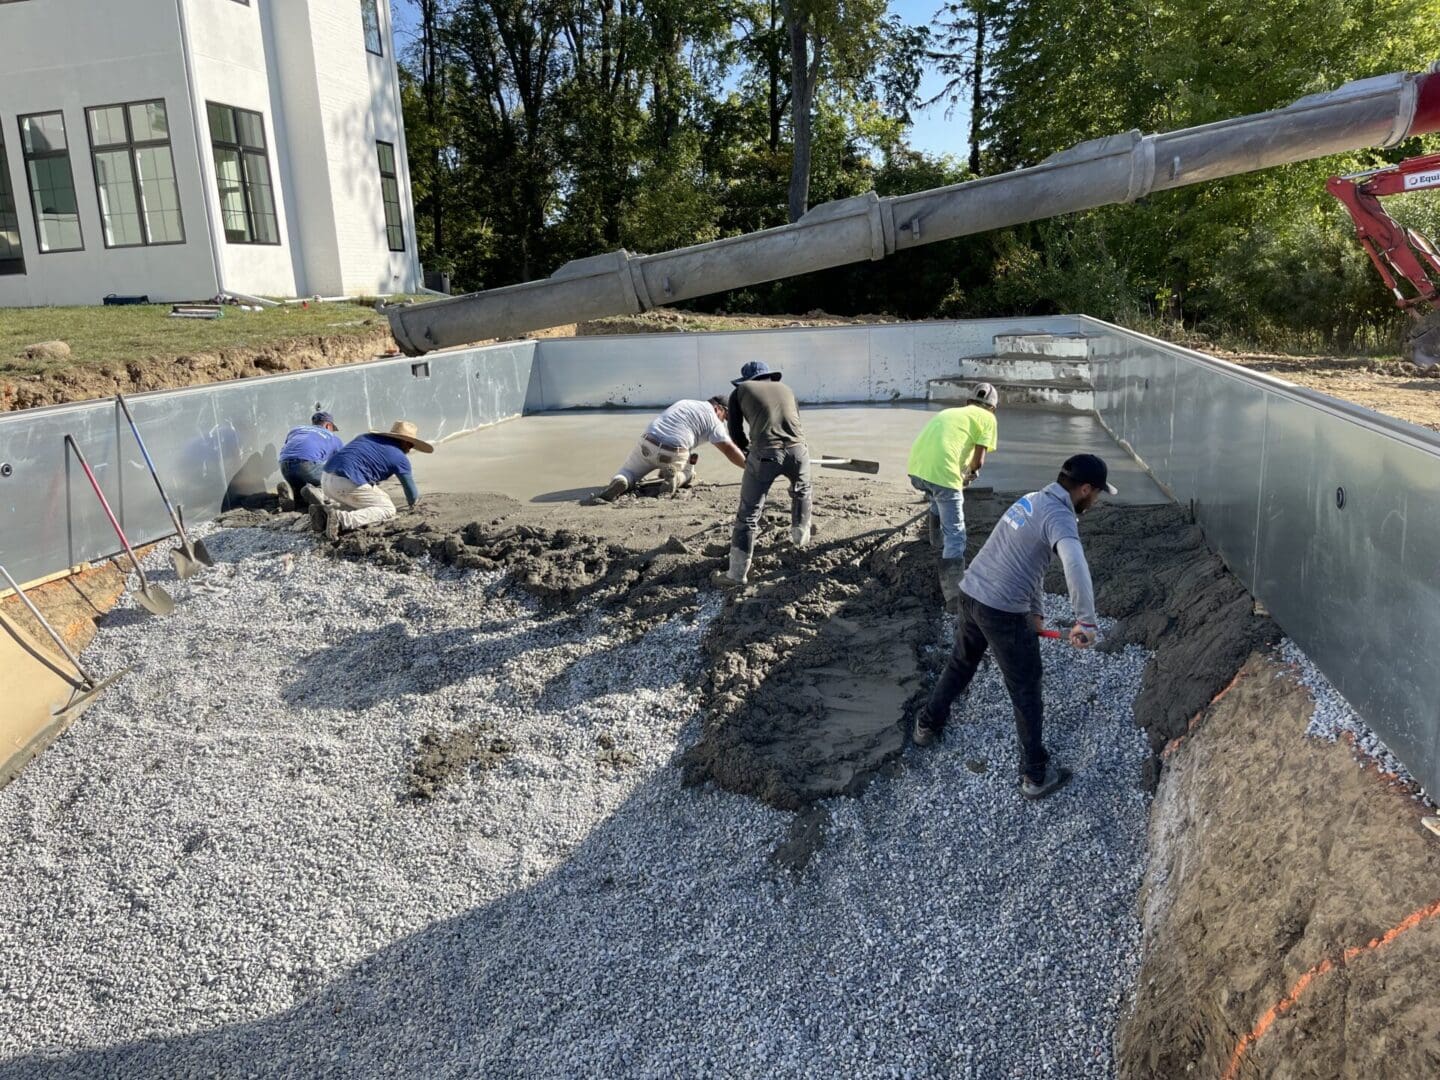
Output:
top-left (1083, 318), bottom-right (1440, 797)
top-left (527, 317), bottom-right (1082, 409)
top-left (0, 342), bottom-right (536, 587)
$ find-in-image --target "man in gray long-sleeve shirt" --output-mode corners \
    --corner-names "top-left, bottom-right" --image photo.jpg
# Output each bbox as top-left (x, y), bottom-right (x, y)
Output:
top-left (914, 453), bottom-right (1116, 800)
top-left (713, 360), bottom-right (812, 588)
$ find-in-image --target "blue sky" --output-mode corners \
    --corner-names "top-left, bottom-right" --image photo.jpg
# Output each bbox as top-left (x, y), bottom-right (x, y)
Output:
top-left (389, 0), bottom-right (970, 159)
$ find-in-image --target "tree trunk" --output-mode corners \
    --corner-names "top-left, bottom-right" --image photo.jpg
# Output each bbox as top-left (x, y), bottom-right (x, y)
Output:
top-left (422, 0), bottom-right (444, 256)
top-left (767, 0), bottom-right (782, 152)
top-left (968, 6), bottom-right (984, 175)
top-left (783, 0), bottom-right (814, 223)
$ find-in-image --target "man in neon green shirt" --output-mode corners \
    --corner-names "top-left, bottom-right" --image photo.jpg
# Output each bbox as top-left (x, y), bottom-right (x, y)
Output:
top-left (906, 383), bottom-right (999, 613)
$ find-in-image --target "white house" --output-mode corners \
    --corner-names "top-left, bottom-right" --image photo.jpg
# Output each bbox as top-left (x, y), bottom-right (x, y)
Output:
top-left (0, 0), bottom-right (421, 306)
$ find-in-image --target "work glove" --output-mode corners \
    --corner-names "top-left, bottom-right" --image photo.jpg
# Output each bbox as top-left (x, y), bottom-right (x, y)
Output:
top-left (1068, 622), bottom-right (1098, 650)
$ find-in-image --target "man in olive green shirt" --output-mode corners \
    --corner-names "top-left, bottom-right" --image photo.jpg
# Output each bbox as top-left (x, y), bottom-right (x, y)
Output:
top-left (906, 383), bottom-right (999, 612)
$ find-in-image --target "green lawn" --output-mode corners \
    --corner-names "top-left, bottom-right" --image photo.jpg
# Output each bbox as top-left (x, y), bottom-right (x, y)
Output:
top-left (1, 298), bottom-right (406, 376)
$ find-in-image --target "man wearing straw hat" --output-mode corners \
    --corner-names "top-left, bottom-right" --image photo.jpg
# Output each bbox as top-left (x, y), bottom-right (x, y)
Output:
top-left (311, 420), bottom-right (434, 539)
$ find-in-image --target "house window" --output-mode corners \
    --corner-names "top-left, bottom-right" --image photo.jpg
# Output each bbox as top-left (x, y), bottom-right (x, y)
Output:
top-left (0, 126), bottom-right (24, 275)
top-left (18, 112), bottom-right (84, 253)
top-left (377, 141), bottom-right (404, 252)
top-left (206, 102), bottom-right (278, 245)
top-left (361, 0), bottom-right (383, 55)
top-left (86, 100), bottom-right (185, 248)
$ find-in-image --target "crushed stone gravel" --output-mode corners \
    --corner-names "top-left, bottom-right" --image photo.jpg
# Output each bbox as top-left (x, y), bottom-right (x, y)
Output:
top-left (1280, 638), bottom-right (1433, 802)
top-left (1, 525), bottom-right (1155, 1078)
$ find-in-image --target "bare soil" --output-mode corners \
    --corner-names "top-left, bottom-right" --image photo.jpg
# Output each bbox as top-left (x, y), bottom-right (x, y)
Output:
top-left (1221, 350), bottom-right (1440, 433)
top-left (1119, 651), bottom-right (1440, 1080)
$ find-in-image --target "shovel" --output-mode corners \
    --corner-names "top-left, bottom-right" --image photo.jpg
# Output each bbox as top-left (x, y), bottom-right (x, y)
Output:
top-left (116, 392), bottom-right (214, 578)
top-left (818, 454), bottom-right (880, 475)
top-left (65, 435), bottom-right (175, 618)
top-left (0, 563), bottom-right (128, 721)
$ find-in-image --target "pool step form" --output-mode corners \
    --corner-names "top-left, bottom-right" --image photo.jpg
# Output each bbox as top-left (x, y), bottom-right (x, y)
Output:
top-left (992, 331), bottom-right (1099, 360)
top-left (954, 355), bottom-right (1092, 385)
top-left (929, 377), bottom-right (1095, 413)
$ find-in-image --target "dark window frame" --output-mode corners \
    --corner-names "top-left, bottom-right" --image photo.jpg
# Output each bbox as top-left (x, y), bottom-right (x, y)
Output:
top-left (0, 122), bottom-right (25, 275)
top-left (206, 101), bottom-right (280, 247)
top-left (85, 99), bottom-right (187, 249)
top-left (17, 110), bottom-right (84, 254)
top-left (377, 140), bottom-right (404, 252)
top-left (361, 0), bottom-right (384, 56)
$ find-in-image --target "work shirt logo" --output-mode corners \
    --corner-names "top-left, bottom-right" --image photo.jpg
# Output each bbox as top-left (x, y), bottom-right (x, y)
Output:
top-left (1003, 494), bottom-right (1035, 531)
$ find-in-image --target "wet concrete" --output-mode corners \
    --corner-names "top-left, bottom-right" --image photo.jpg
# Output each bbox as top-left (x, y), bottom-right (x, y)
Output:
top-left (412, 405), bottom-right (1171, 507)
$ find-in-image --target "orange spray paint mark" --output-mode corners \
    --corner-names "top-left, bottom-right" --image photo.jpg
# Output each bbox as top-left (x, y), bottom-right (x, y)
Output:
top-left (1161, 672), bottom-right (1248, 760)
top-left (1221, 895), bottom-right (1440, 1080)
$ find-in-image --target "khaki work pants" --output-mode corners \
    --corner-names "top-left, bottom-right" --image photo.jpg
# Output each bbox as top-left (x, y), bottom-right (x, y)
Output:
top-left (321, 472), bottom-right (397, 530)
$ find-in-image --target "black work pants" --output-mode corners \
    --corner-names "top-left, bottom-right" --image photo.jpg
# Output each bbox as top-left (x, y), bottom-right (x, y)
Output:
top-left (925, 592), bottom-right (1048, 783)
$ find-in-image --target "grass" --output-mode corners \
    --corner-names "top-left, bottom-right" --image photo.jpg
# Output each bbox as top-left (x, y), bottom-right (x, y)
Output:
top-left (1, 298), bottom-right (410, 376)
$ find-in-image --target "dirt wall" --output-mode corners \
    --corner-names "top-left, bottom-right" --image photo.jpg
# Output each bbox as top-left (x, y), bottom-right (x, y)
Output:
top-left (1118, 652), bottom-right (1440, 1079)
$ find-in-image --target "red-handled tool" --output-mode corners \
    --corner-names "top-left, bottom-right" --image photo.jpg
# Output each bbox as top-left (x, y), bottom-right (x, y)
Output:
top-left (1037, 629), bottom-right (1062, 639)
top-left (65, 435), bottom-right (175, 618)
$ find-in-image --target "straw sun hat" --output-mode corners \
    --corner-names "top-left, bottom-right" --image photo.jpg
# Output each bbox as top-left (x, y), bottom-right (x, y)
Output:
top-left (372, 419), bottom-right (434, 453)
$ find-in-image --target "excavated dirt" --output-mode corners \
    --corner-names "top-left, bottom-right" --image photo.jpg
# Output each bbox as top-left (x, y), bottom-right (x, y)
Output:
top-left (1, 328), bottom-right (399, 412)
top-left (1118, 652), bottom-right (1440, 1079)
top-left (264, 474), bottom-right (1272, 810)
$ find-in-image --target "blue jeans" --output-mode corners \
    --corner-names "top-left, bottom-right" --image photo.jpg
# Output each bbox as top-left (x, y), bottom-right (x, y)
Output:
top-left (909, 475), bottom-right (966, 561)
top-left (280, 459), bottom-right (324, 495)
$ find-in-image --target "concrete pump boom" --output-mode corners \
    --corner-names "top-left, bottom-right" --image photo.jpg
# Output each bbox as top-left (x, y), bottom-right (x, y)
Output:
top-left (387, 63), bottom-right (1440, 357)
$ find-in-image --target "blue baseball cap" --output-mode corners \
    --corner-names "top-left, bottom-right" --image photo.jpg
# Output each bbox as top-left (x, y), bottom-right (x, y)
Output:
top-left (732, 360), bottom-right (782, 386)
top-left (312, 411), bottom-right (336, 427)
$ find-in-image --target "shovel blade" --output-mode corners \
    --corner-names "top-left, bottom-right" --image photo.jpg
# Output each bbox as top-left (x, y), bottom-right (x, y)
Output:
top-left (134, 583), bottom-right (176, 618)
top-left (818, 456), bottom-right (880, 475)
top-left (191, 537), bottom-right (216, 568)
top-left (171, 547), bottom-right (201, 580)
top-left (53, 671), bottom-right (128, 725)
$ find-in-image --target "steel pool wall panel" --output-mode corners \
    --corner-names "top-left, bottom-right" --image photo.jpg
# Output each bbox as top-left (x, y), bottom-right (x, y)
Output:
top-left (530, 317), bottom-right (1085, 409)
top-left (0, 342), bottom-right (537, 588)
top-left (1082, 317), bottom-right (1440, 798)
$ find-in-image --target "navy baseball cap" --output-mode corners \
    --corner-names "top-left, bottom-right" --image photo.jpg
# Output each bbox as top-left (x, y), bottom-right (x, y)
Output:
top-left (312, 411), bottom-right (336, 427)
top-left (1060, 453), bottom-right (1118, 495)
top-left (732, 360), bottom-right (782, 386)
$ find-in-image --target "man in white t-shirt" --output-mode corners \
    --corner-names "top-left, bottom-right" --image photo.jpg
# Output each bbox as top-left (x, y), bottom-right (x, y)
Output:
top-left (588, 396), bottom-right (747, 503)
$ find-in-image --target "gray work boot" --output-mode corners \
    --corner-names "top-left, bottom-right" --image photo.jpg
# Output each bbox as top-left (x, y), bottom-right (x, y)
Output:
top-left (300, 484), bottom-right (324, 508)
top-left (1020, 765), bottom-right (1072, 800)
top-left (309, 503), bottom-right (328, 533)
top-left (789, 523), bottom-right (811, 548)
top-left (938, 557), bottom-right (966, 615)
top-left (276, 481), bottom-right (295, 511)
top-left (912, 711), bottom-right (944, 748)
top-left (710, 547), bottom-right (751, 589)
top-left (586, 478), bottom-right (629, 506)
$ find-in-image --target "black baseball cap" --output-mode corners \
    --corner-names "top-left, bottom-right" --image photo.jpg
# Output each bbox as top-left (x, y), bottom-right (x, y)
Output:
top-left (1060, 453), bottom-right (1118, 495)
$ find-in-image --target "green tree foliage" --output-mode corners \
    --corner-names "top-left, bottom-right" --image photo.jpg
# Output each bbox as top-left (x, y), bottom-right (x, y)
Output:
top-left (398, 0), bottom-right (1440, 352)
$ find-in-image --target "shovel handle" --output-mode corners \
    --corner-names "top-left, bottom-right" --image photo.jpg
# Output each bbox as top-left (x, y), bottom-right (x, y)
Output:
top-left (65, 435), bottom-right (153, 589)
top-left (0, 563), bottom-right (96, 686)
top-left (115, 393), bottom-right (187, 541)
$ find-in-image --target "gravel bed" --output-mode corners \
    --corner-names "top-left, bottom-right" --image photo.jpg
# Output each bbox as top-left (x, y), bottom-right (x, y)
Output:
top-left (0, 527), bottom-right (1154, 1078)
top-left (1280, 639), bottom-right (1433, 802)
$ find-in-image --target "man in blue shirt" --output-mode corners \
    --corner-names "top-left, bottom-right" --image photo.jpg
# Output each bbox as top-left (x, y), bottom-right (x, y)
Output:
top-left (276, 411), bottom-right (343, 509)
top-left (914, 453), bottom-right (1115, 801)
top-left (311, 420), bottom-right (433, 540)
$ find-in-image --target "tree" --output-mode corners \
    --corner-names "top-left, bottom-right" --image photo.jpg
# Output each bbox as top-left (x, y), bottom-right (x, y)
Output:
top-left (776, 0), bottom-right (916, 222)
top-left (926, 0), bottom-right (1005, 174)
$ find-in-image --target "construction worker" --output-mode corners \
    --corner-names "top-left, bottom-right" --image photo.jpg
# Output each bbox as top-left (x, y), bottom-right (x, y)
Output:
top-left (276, 411), bottom-right (342, 509)
top-left (588, 396), bottom-right (746, 504)
top-left (310, 420), bottom-right (433, 540)
top-left (713, 361), bottom-right (812, 588)
top-left (913, 453), bottom-right (1116, 801)
top-left (906, 384), bottom-right (999, 614)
